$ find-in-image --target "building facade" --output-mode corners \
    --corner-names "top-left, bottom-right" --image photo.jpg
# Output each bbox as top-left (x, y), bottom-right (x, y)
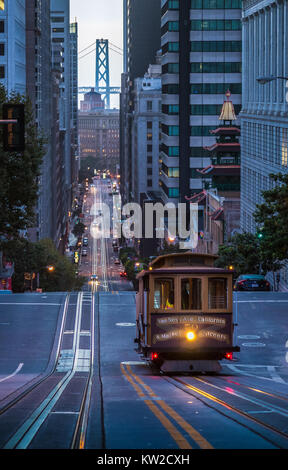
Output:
top-left (120, 0), bottom-right (162, 204)
top-left (0, 0), bottom-right (26, 95)
top-left (50, 0), bottom-right (72, 215)
top-left (131, 63), bottom-right (162, 203)
top-left (240, 0), bottom-right (288, 289)
top-left (70, 20), bottom-right (79, 185)
top-left (159, 0), bottom-right (242, 205)
top-left (79, 92), bottom-right (120, 165)
top-left (26, 0), bottom-right (54, 242)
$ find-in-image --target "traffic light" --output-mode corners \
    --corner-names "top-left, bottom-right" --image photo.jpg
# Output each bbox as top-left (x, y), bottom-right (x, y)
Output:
top-left (257, 227), bottom-right (265, 240)
top-left (2, 103), bottom-right (25, 152)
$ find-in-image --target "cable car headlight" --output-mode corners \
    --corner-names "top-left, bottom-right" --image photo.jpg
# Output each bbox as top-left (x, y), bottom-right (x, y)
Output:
top-left (186, 331), bottom-right (196, 341)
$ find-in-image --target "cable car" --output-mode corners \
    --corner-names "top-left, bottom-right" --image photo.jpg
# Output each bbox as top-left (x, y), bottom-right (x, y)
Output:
top-left (135, 253), bottom-right (240, 373)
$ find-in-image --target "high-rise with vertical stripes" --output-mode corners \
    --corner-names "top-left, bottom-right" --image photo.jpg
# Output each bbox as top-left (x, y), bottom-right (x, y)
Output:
top-left (159, 0), bottom-right (242, 208)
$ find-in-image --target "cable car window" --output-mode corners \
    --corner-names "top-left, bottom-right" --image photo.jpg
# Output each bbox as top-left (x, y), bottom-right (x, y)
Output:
top-left (208, 278), bottom-right (227, 309)
top-left (181, 278), bottom-right (202, 310)
top-left (154, 279), bottom-right (175, 310)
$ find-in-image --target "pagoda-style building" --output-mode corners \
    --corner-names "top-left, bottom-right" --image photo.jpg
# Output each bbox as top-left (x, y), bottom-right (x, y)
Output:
top-left (198, 90), bottom-right (240, 195)
top-left (186, 92), bottom-right (241, 254)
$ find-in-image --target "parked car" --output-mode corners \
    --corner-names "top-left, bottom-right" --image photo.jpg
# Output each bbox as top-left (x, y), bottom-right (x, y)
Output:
top-left (234, 274), bottom-right (270, 291)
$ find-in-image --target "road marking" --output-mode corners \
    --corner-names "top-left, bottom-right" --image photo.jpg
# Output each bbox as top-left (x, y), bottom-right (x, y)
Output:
top-left (120, 363), bottom-right (192, 449)
top-left (121, 363), bottom-right (213, 449)
top-left (225, 364), bottom-right (287, 384)
top-left (0, 303), bottom-right (62, 306)
top-left (238, 335), bottom-right (261, 340)
top-left (0, 363), bottom-right (24, 383)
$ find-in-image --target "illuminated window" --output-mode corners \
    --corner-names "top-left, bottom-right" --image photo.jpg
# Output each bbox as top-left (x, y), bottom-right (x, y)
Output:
top-left (281, 129), bottom-right (288, 167)
top-left (181, 278), bottom-right (202, 310)
top-left (154, 279), bottom-right (175, 310)
top-left (208, 278), bottom-right (227, 309)
top-left (0, 1), bottom-right (4, 11)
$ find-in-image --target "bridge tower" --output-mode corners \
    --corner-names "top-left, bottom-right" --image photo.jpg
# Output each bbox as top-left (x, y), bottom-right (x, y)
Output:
top-left (95, 39), bottom-right (110, 109)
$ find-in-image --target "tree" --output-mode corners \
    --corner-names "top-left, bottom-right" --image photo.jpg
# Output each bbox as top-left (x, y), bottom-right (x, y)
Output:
top-left (215, 232), bottom-right (262, 276)
top-left (72, 222), bottom-right (86, 238)
top-left (254, 173), bottom-right (288, 270)
top-left (0, 85), bottom-right (45, 242)
top-left (3, 238), bottom-right (85, 292)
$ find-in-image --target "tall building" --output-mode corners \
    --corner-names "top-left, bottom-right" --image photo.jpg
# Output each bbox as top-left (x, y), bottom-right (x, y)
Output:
top-left (120, 0), bottom-right (162, 204)
top-left (50, 0), bottom-right (72, 216)
top-left (159, 0), bottom-right (242, 206)
top-left (26, 0), bottom-right (54, 242)
top-left (0, 0), bottom-right (26, 95)
top-left (131, 62), bottom-right (162, 203)
top-left (79, 90), bottom-right (120, 166)
top-left (70, 20), bottom-right (79, 197)
top-left (240, 0), bottom-right (288, 289)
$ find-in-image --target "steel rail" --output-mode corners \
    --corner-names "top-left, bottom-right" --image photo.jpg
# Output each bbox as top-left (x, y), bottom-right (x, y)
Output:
top-left (0, 293), bottom-right (70, 417)
top-left (71, 292), bottom-right (95, 449)
top-left (162, 375), bottom-right (288, 449)
top-left (3, 293), bottom-right (84, 449)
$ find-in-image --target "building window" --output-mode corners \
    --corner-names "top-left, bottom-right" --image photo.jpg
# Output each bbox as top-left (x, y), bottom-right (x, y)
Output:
top-left (191, 83), bottom-right (242, 95)
top-left (281, 128), bottom-right (288, 167)
top-left (191, 0), bottom-right (241, 8)
top-left (162, 84), bottom-right (179, 94)
top-left (191, 62), bottom-right (241, 73)
top-left (162, 104), bottom-right (179, 115)
top-left (163, 63), bottom-right (179, 74)
top-left (0, 20), bottom-right (4, 33)
top-left (190, 19), bottom-right (241, 31)
top-left (169, 0), bottom-right (179, 8)
top-left (191, 41), bottom-right (242, 52)
top-left (0, 43), bottom-right (4, 55)
top-left (51, 17), bottom-right (64, 23)
top-left (147, 101), bottom-right (152, 111)
top-left (147, 179), bottom-right (153, 187)
top-left (0, 65), bottom-right (5, 79)
top-left (168, 21), bottom-right (179, 31)
top-left (162, 125), bottom-right (179, 136)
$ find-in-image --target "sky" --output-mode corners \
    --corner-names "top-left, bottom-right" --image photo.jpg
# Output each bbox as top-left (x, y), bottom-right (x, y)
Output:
top-left (70, 0), bottom-right (123, 108)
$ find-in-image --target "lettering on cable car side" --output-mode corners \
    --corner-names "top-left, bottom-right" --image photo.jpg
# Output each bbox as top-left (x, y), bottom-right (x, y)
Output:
top-left (151, 313), bottom-right (231, 346)
top-left (156, 315), bottom-right (226, 326)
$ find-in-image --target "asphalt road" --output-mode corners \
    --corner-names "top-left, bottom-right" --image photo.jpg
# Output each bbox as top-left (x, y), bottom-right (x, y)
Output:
top-left (0, 180), bottom-right (288, 452)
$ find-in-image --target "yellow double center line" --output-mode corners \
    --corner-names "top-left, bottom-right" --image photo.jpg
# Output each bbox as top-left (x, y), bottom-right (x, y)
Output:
top-left (120, 363), bottom-right (213, 449)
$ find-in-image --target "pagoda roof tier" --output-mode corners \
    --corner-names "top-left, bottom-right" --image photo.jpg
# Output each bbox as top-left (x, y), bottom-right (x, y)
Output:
top-left (209, 127), bottom-right (240, 135)
top-left (185, 190), bottom-right (207, 204)
top-left (197, 165), bottom-right (240, 176)
top-left (210, 207), bottom-right (224, 221)
top-left (204, 142), bottom-right (240, 152)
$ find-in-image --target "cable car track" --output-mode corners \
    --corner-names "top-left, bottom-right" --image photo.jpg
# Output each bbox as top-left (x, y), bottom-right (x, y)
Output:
top-left (161, 374), bottom-right (288, 449)
top-left (0, 292), bottom-right (95, 449)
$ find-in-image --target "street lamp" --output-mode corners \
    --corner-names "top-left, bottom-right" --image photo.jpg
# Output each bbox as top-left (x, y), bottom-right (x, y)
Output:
top-left (257, 75), bottom-right (288, 84)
